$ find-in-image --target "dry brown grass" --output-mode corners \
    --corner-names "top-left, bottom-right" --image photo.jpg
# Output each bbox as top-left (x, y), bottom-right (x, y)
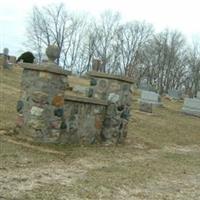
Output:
top-left (0, 66), bottom-right (22, 130)
top-left (1, 67), bottom-right (200, 199)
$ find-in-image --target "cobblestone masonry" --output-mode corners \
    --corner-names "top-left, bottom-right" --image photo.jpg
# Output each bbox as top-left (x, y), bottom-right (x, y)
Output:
top-left (88, 71), bottom-right (134, 144)
top-left (61, 96), bottom-right (107, 144)
top-left (15, 63), bottom-right (69, 143)
top-left (16, 46), bottom-right (134, 144)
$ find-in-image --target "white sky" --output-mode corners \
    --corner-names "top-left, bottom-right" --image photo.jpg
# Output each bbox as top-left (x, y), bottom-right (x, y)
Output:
top-left (1, 0), bottom-right (200, 55)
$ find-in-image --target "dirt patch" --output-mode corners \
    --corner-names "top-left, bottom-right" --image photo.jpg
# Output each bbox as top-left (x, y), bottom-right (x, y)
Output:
top-left (0, 162), bottom-right (86, 199)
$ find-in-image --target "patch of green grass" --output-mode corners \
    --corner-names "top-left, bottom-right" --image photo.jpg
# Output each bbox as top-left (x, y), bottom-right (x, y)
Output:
top-left (0, 67), bottom-right (22, 130)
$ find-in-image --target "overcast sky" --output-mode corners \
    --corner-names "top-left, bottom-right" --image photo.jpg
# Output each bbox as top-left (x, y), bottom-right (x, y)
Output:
top-left (0, 0), bottom-right (200, 56)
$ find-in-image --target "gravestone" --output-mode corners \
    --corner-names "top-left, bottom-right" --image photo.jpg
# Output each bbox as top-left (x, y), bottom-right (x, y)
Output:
top-left (139, 79), bottom-right (148, 90)
top-left (2, 48), bottom-right (9, 68)
top-left (1, 48), bottom-right (13, 69)
top-left (139, 79), bottom-right (156, 92)
top-left (168, 89), bottom-right (183, 100)
top-left (140, 91), bottom-right (162, 106)
top-left (182, 98), bottom-right (200, 117)
top-left (197, 91), bottom-right (200, 100)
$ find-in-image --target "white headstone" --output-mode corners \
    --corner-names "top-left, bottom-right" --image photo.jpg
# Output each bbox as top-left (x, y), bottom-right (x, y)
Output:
top-left (140, 91), bottom-right (162, 106)
top-left (197, 91), bottom-right (200, 100)
top-left (182, 98), bottom-right (200, 117)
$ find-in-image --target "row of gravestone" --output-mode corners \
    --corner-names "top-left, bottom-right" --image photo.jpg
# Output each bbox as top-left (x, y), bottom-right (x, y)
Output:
top-left (139, 89), bottom-right (200, 118)
top-left (139, 80), bottom-right (184, 100)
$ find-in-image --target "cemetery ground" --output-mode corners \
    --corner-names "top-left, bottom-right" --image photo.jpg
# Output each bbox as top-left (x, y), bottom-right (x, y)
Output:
top-left (1, 67), bottom-right (200, 200)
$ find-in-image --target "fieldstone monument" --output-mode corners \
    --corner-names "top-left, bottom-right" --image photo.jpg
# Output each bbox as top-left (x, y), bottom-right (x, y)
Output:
top-left (182, 98), bottom-right (200, 117)
top-left (16, 46), bottom-right (134, 145)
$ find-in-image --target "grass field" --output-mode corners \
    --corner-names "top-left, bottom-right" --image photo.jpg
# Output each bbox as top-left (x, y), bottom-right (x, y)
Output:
top-left (1, 67), bottom-right (200, 199)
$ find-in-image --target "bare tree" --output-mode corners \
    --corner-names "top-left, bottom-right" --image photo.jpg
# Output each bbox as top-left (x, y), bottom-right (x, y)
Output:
top-left (26, 3), bottom-right (72, 65)
top-left (93, 10), bottom-right (121, 73)
top-left (61, 13), bottom-right (89, 70)
top-left (75, 24), bottom-right (97, 74)
top-left (186, 40), bottom-right (200, 96)
top-left (141, 29), bottom-right (187, 94)
top-left (117, 21), bottom-right (154, 77)
top-left (26, 3), bottom-right (197, 90)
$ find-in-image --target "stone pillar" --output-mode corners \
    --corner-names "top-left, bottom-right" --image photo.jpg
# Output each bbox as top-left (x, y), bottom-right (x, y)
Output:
top-left (88, 71), bottom-right (134, 144)
top-left (16, 45), bottom-right (70, 143)
top-left (2, 48), bottom-right (9, 68)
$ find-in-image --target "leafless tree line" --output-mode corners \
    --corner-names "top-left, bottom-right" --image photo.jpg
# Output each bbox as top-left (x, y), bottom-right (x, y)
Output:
top-left (26, 3), bottom-right (200, 95)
